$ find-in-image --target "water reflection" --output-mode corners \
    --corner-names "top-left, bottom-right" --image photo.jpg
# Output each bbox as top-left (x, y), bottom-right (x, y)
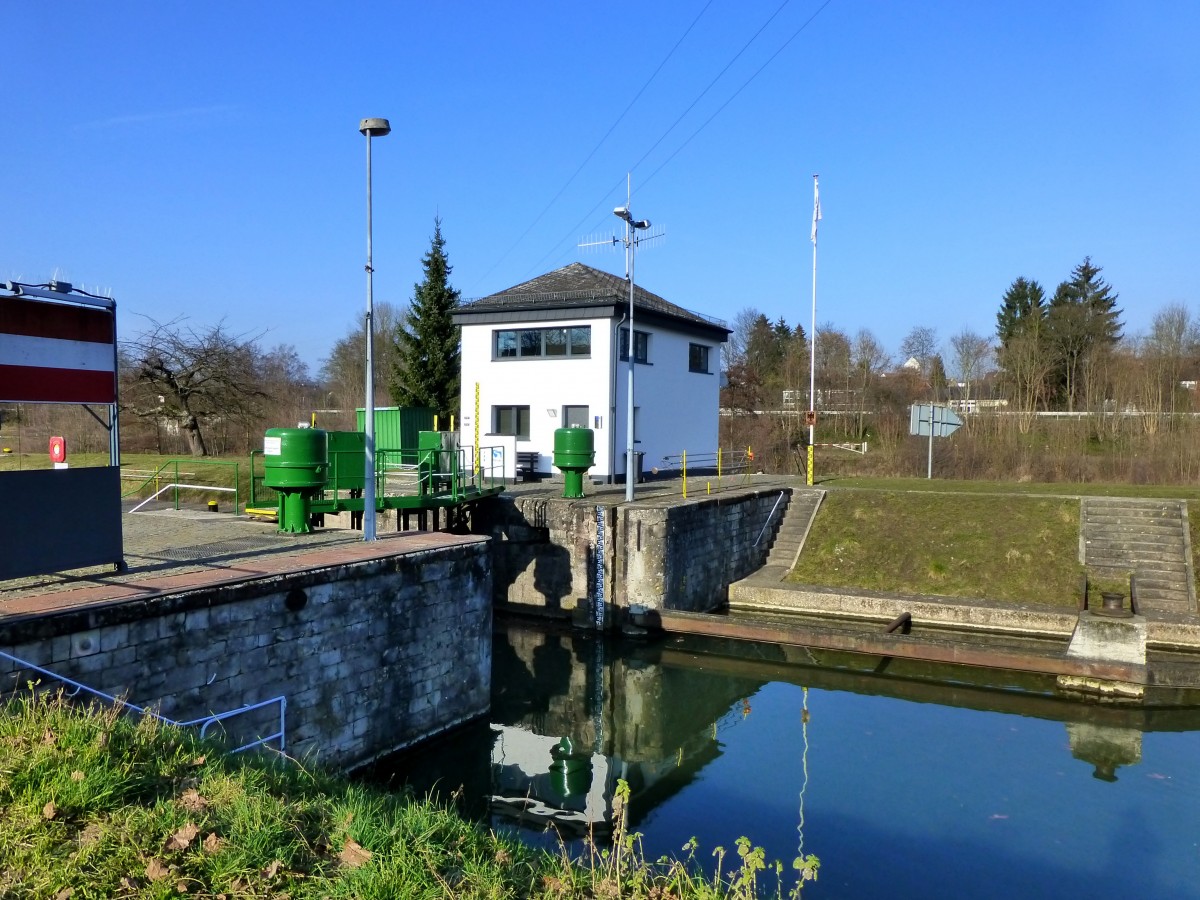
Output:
top-left (366, 622), bottom-right (1200, 898)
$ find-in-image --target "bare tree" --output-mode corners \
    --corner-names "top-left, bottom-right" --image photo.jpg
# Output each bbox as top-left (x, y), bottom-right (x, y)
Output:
top-left (899, 325), bottom-right (939, 378)
top-left (122, 319), bottom-right (269, 457)
top-left (949, 329), bottom-right (993, 407)
top-left (851, 329), bottom-right (889, 437)
top-left (319, 301), bottom-right (405, 421)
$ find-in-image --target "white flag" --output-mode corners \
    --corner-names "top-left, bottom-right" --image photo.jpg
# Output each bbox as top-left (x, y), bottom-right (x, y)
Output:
top-left (810, 178), bottom-right (821, 245)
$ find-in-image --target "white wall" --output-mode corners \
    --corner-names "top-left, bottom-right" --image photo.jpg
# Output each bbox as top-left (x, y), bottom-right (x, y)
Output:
top-left (459, 315), bottom-right (722, 482)
top-left (459, 319), bottom-right (615, 478)
top-left (610, 323), bottom-right (720, 477)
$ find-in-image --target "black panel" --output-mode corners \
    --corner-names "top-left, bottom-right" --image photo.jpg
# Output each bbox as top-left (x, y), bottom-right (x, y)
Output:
top-left (0, 467), bottom-right (123, 579)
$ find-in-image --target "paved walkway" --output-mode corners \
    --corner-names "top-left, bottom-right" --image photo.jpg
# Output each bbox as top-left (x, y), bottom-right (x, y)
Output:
top-left (0, 507), bottom-right (483, 623)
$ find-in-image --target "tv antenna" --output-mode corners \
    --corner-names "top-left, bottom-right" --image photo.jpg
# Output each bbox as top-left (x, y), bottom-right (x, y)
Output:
top-left (577, 173), bottom-right (665, 501)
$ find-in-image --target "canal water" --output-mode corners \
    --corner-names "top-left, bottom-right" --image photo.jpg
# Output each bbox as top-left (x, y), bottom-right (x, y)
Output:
top-left (365, 621), bottom-right (1200, 898)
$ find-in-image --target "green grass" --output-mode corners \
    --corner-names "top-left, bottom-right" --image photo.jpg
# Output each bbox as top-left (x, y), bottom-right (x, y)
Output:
top-left (819, 475), bottom-right (1200, 501)
top-left (788, 489), bottom-right (1083, 605)
top-left (0, 693), bottom-right (816, 899)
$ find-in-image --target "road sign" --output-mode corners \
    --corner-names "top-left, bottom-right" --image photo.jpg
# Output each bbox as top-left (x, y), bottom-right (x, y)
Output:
top-left (909, 404), bottom-right (962, 438)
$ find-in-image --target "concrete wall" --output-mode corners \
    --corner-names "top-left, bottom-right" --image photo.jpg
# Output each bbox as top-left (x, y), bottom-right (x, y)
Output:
top-left (481, 486), bottom-right (790, 626)
top-left (0, 540), bottom-right (492, 771)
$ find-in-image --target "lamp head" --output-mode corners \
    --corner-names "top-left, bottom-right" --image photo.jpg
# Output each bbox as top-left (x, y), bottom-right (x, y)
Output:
top-left (359, 117), bottom-right (391, 137)
top-left (613, 206), bottom-right (632, 223)
top-left (633, 219), bottom-right (651, 229)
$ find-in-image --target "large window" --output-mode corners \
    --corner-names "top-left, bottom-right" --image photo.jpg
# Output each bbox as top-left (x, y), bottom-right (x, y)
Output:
top-left (494, 326), bottom-right (590, 359)
top-left (689, 343), bottom-right (711, 373)
top-left (619, 328), bottom-right (649, 363)
top-left (493, 405), bottom-right (530, 438)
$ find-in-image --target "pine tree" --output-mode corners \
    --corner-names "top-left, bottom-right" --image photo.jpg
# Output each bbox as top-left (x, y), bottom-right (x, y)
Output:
top-left (996, 276), bottom-right (1046, 346)
top-left (1046, 256), bottom-right (1122, 410)
top-left (390, 218), bottom-right (461, 419)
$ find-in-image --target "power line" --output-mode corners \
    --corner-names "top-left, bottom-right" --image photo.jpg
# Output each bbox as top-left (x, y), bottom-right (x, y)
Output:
top-left (468, 0), bottom-right (716, 292)
top-left (524, 0), bottom-right (832, 284)
top-left (641, 0), bottom-right (836, 190)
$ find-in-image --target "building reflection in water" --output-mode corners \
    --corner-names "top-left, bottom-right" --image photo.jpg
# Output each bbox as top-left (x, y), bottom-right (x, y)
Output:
top-left (364, 621), bottom-right (1200, 849)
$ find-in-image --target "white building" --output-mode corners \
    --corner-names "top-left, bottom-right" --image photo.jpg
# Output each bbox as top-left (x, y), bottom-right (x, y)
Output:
top-left (453, 263), bottom-right (729, 482)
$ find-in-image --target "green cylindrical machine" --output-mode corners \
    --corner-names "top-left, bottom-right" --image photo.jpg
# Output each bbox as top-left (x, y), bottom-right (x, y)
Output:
top-left (552, 427), bottom-right (595, 499)
top-left (262, 427), bottom-right (328, 533)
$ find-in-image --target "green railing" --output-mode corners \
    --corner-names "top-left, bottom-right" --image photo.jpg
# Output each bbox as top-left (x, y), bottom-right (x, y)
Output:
top-left (121, 458), bottom-right (241, 513)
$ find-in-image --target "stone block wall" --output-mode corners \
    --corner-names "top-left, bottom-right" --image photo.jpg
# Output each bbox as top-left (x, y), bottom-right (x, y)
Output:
top-left (0, 541), bottom-right (492, 771)
top-left (481, 487), bottom-right (790, 625)
top-left (621, 488), bottom-right (791, 612)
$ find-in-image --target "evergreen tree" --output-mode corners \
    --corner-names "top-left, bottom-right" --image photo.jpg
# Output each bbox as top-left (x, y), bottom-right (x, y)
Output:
top-left (996, 277), bottom-right (1046, 346)
top-left (390, 218), bottom-right (461, 419)
top-left (1046, 256), bottom-right (1122, 410)
top-left (995, 277), bottom-right (1051, 421)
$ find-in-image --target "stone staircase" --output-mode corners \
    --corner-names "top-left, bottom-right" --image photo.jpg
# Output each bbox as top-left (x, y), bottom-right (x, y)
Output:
top-left (1081, 497), bottom-right (1196, 616)
top-left (760, 488), bottom-right (825, 577)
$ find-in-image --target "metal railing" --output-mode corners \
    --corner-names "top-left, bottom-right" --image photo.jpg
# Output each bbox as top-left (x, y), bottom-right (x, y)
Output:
top-left (659, 447), bottom-right (755, 498)
top-left (1, 650), bottom-right (286, 755)
top-left (121, 458), bottom-right (241, 513)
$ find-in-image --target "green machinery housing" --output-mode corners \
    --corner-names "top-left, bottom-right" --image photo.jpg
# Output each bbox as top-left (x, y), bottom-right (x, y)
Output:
top-left (250, 409), bottom-right (504, 533)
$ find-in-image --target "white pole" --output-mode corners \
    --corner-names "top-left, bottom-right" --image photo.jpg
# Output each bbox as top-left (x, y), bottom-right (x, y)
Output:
top-left (625, 177), bottom-right (637, 503)
top-left (359, 118), bottom-right (390, 541)
top-left (927, 406), bottom-right (935, 479)
top-left (807, 175), bottom-right (819, 486)
top-left (363, 129), bottom-right (377, 541)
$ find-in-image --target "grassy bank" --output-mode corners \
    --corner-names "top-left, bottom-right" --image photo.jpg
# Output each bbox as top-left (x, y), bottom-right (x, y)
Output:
top-left (790, 485), bottom-right (1083, 605)
top-left (0, 694), bottom-right (816, 899)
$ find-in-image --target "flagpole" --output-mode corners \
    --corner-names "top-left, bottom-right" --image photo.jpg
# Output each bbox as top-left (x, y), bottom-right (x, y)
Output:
top-left (807, 174), bottom-right (820, 487)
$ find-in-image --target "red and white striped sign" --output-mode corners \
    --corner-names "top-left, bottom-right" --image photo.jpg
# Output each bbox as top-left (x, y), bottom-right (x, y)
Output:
top-left (0, 296), bottom-right (116, 403)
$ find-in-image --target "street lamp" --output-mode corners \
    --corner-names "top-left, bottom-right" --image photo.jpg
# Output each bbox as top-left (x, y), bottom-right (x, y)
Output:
top-left (613, 204), bottom-right (651, 502)
top-left (359, 116), bottom-right (390, 542)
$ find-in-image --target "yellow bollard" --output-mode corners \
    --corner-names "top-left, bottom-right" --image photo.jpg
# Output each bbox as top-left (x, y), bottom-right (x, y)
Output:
top-left (706, 481), bottom-right (711, 494)
top-left (682, 450), bottom-right (687, 499)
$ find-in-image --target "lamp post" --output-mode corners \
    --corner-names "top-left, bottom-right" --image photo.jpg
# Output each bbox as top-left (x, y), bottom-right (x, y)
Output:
top-left (613, 203), bottom-right (651, 502)
top-left (359, 117), bottom-right (390, 542)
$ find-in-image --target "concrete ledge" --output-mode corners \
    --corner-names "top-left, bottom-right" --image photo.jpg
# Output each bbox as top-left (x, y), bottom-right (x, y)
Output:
top-left (729, 580), bottom-right (1079, 638)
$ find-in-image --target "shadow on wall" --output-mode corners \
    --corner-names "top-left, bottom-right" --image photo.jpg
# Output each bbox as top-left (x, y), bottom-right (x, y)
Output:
top-left (476, 498), bottom-right (574, 614)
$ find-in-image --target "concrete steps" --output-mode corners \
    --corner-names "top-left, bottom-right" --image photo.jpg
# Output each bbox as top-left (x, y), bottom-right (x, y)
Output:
top-left (1081, 497), bottom-right (1196, 616)
top-left (763, 488), bottom-right (825, 574)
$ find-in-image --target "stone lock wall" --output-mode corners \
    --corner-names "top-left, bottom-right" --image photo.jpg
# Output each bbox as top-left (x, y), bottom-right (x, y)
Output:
top-left (0, 541), bottom-right (492, 770)
top-left (621, 488), bottom-right (791, 612)
top-left (482, 487), bottom-right (789, 625)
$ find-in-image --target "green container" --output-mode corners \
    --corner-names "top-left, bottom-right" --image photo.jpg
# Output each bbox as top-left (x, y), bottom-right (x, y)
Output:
top-left (263, 428), bottom-right (328, 490)
top-left (326, 430), bottom-right (366, 491)
top-left (262, 428), bottom-right (327, 533)
top-left (553, 427), bottom-right (595, 469)
top-left (553, 427), bottom-right (594, 499)
top-left (356, 407), bottom-right (436, 451)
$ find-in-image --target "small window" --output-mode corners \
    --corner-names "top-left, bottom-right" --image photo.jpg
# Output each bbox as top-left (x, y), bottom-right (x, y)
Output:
top-left (619, 328), bottom-right (649, 363)
top-left (495, 330), bottom-right (517, 358)
top-left (544, 328), bottom-right (568, 356)
top-left (563, 405), bottom-right (589, 428)
top-left (689, 343), bottom-right (710, 373)
top-left (519, 331), bottom-right (542, 357)
top-left (494, 405), bottom-right (530, 438)
top-left (569, 326), bottom-right (591, 355)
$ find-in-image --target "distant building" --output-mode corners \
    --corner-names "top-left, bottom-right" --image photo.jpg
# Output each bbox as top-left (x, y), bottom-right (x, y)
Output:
top-left (452, 263), bottom-right (730, 482)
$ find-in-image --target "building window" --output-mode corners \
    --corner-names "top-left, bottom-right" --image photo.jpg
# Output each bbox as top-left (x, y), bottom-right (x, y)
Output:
top-left (562, 405), bottom-right (589, 428)
top-left (619, 328), bottom-right (649, 363)
top-left (689, 343), bottom-right (711, 373)
top-left (493, 326), bottom-right (591, 359)
top-left (493, 405), bottom-right (530, 438)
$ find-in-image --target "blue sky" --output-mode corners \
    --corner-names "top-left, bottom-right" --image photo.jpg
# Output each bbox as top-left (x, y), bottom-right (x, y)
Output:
top-left (4, 2), bottom-right (1197, 373)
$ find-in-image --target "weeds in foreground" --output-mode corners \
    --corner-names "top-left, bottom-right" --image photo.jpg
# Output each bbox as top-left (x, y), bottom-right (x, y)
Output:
top-left (0, 691), bottom-right (818, 898)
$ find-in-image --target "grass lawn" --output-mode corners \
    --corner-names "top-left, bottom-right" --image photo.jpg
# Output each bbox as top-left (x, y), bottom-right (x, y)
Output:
top-left (788, 489), bottom-right (1083, 606)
